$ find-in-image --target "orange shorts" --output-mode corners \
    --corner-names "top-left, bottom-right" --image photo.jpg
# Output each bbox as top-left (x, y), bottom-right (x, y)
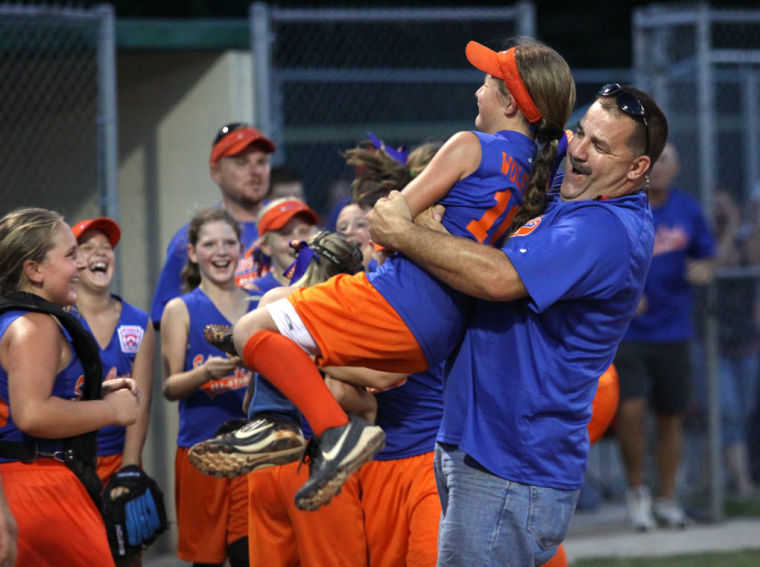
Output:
top-left (0, 459), bottom-right (115, 567)
top-left (358, 451), bottom-right (440, 567)
top-left (247, 461), bottom-right (367, 567)
top-left (174, 447), bottom-right (248, 564)
top-left (287, 272), bottom-right (428, 373)
top-left (96, 453), bottom-right (123, 485)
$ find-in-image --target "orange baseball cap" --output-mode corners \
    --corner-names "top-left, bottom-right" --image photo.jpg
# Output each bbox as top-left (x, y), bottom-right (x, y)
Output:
top-left (71, 217), bottom-right (121, 248)
top-left (210, 126), bottom-right (276, 165)
top-left (258, 200), bottom-right (319, 235)
top-left (465, 41), bottom-right (542, 124)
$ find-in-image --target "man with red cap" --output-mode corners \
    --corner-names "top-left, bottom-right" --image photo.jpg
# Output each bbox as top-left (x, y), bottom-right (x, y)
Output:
top-left (150, 123), bottom-right (277, 328)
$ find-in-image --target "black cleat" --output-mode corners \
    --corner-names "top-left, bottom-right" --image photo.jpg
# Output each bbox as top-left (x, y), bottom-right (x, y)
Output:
top-left (294, 415), bottom-right (385, 511)
top-left (188, 415), bottom-right (306, 478)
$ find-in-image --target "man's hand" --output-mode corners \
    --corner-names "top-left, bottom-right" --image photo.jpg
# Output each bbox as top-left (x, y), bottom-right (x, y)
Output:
top-left (369, 190), bottom-right (414, 250)
top-left (414, 204), bottom-right (448, 234)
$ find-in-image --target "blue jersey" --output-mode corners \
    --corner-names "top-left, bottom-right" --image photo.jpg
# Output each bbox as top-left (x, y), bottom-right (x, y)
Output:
top-left (369, 130), bottom-right (535, 367)
top-left (439, 192), bottom-right (654, 490)
top-left (72, 297), bottom-right (150, 457)
top-left (176, 287), bottom-right (255, 447)
top-left (374, 364), bottom-right (444, 460)
top-left (248, 272), bottom-right (280, 296)
top-left (367, 248), bottom-right (444, 459)
top-left (0, 311), bottom-right (85, 462)
top-left (150, 214), bottom-right (259, 325)
top-left (624, 187), bottom-right (714, 342)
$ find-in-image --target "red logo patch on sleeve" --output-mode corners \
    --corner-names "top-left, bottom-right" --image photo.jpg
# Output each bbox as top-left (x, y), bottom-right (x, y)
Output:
top-left (511, 216), bottom-right (543, 237)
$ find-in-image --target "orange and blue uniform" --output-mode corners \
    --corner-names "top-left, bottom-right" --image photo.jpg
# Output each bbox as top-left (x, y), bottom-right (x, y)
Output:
top-left (0, 310), bottom-right (115, 567)
top-left (287, 130), bottom-right (536, 373)
top-left (72, 297), bottom-right (150, 483)
top-left (359, 364), bottom-right (444, 567)
top-left (174, 288), bottom-right (253, 564)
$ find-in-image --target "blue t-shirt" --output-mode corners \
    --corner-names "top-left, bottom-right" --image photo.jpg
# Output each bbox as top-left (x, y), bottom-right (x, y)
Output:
top-left (72, 297), bottom-right (150, 457)
top-left (369, 130), bottom-right (536, 367)
top-left (623, 187), bottom-right (715, 342)
top-left (247, 272), bottom-right (281, 296)
top-left (439, 191), bottom-right (654, 490)
top-left (150, 214), bottom-right (259, 325)
top-left (0, 311), bottom-right (85, 462)
top-left (176, 287), bottom-right (256, 447)
top-left (374, 364), bottom-right (444, 460)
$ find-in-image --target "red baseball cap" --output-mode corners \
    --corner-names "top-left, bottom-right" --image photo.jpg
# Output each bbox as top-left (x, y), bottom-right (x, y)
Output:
top-left (210, 127), bottom-right (276, 165)
top-left (71, 217), bottom-right (121, 248)
top-left (258, 200), bottom-right (319, 235)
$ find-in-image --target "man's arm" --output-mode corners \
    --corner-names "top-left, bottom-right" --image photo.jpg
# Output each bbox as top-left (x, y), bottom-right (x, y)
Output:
top-left (370, 191), bottom-right (528, 302)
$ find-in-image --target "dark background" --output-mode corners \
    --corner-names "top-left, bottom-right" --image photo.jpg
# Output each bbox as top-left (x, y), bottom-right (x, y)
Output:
top-left (74, 0), bottom-right (758, 68)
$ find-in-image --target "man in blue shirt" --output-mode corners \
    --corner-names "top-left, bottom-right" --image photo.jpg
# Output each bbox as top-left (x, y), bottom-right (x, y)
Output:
top-left (615, 142), bottom-right (715, 531)
top-left (370, 84), bottom-right (667, 566)
top-left (150, 123), bottom-right (275, 328)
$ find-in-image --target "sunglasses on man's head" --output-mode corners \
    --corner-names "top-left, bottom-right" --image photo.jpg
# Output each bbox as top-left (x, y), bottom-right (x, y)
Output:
top-left (213, 122), bottom-right (249, 146)
top-left (597, 83), bottom-right (650, 158)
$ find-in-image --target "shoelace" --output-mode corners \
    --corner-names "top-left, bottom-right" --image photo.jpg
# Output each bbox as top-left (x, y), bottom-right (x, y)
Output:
top-left (297, 437), bottom-right (320, 473)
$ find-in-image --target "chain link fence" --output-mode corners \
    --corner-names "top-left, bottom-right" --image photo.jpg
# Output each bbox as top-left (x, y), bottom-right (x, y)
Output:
top-left (250, 2), bottom-right (535, 218)
top-left (0, 4), bottom-right (118, 225)
top-left (634, 3), bottom-right (760, 520)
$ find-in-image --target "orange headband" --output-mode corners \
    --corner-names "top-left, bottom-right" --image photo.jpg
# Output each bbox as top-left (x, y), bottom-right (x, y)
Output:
top-left (497, 48), bottom-right (542, 124)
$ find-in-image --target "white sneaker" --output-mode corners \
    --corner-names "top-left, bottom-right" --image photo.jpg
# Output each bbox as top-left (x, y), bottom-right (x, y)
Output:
top-left (653, 498), bottom-right (689, 528)
top-left (625, 485), bottom-right (656, 531)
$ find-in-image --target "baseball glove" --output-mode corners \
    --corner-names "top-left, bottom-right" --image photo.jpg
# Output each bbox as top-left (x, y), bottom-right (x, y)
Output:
top-left (102, 465), bottom-right (168, 559)
top-left (204, 324), bottom-right (237, 357)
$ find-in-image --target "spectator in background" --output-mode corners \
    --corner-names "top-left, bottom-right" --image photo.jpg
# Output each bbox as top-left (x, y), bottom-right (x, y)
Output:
top-left (713, 189), bottom-right (758, 499)
top-left (150, 123), bottom-right (275, 326)
top-left (615, 142), bottom-right (715, 531)
top-left (268, 165), bottom-right (306, 203)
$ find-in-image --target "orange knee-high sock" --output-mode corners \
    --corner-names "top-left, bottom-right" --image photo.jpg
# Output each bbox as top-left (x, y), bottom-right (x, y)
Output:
top-left (243, 330), bottom-right (349, 436)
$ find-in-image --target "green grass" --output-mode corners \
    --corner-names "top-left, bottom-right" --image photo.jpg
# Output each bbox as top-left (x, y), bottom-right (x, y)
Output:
top-left (574, 549), bottom-right (760, 566)
top-left (724, 495), bottom-right (760, 518)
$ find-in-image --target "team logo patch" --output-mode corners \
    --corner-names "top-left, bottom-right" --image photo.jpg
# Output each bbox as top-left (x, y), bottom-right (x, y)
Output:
top-left (118, 325), bottom-right (144, 354)
top-left (512, 216), bottom-right (543, 237)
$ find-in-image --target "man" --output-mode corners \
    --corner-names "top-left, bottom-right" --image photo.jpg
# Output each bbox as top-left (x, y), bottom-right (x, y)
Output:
top-left (614, 142), bottom-right (715, 531)
top-left (369, 84), bottom-right (667, 566)
top-left (268, 165), bottom-right (307, 203)
top-left (150, 123), bottom-right (275, 326)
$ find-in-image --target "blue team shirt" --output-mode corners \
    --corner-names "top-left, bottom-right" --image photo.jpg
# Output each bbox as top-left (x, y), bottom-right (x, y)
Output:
top-left (176, 287), bottom-right (255, 447)
top-left (248, 272), bottom-right (280, 296)
top-left (374, 364), bottom-right (444, 460)
top-left (365, 259), bottom-right (444, 459)
top-left (150, 215), bottom-right (259, 325)
top-left (624, 187), bottom-right (715, 342)
top-left (439, 191), bottom-right (654, 490)
top-left (369, 130), bottom-right (536, 367)
top-left (72, 297), bottom-right (150, 457)
top-left (0, 311), bottom-right (85, 462)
